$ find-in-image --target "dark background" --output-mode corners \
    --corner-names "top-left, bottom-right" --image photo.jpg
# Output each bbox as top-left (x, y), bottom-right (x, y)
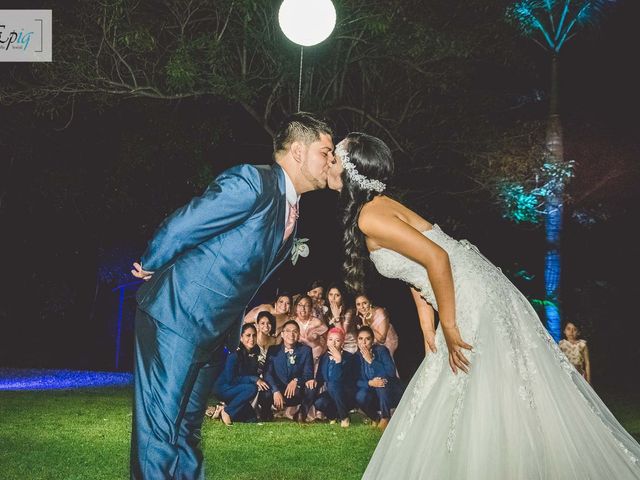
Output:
top-left (0, 0), bottom-right (638, 391)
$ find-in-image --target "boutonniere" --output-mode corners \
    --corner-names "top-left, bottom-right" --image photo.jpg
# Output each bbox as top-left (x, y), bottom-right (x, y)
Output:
top-left (291, 238), bottom-right (310, 265)
top-left (287, 352), bottom-right (297, 365)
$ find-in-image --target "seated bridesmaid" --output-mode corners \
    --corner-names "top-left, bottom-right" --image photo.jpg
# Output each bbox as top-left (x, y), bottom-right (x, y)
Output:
top-left (263, 320), bottom-right (317, 422)
top-left (324, 283), bottom-right (358, 354)
top-left (212, 324), bottom-right (271, 425)
top-left (313, 327), bottom-right (357, 427)
top-left (354, 326), bottom-right (404, 431)
top-left (255, 311), bottom-right (279, 371)
top-left (244, 293), bottom-right (293, 335)
top-left (355, 293), bottom-right (399, 359)
top-left (293, 294), bottom-right (328, 364)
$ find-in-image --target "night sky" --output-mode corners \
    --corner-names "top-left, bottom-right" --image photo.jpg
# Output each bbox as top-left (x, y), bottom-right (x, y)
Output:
top-left (1, 0), bottom-right (638, 389)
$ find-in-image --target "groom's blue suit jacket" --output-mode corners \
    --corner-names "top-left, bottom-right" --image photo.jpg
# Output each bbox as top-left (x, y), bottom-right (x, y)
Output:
top-left (136, 163), bottom-right (293, 347)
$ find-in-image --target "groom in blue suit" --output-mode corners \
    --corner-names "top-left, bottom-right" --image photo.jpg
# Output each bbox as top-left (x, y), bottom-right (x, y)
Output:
top-left (130, 113), bottom-right (334, 479)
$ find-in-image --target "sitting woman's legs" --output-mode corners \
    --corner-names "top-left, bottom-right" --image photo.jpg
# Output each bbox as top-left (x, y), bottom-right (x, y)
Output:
top-left (314, 390), bottom-right (338, 419)
top-left (326, 381), bottom-right (350, 420)
top-left (217, 383), bottom-right (258, 421)
top-left (355, 387), bottom-right (379, 421)
top-left (375, 381), bottom-right (403, 419)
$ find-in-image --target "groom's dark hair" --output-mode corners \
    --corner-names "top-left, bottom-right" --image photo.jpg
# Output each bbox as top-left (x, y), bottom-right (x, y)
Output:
top-left (273, 112), bottom-right (333, 154)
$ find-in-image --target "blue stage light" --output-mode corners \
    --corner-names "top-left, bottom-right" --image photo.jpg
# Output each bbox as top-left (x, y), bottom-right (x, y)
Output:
top-left (0, 368), bottom-right (133, 391)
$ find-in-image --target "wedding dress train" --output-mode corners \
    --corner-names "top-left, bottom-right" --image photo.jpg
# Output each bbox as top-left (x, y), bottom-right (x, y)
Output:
top-left (363, 224), bottom-right (640, 479)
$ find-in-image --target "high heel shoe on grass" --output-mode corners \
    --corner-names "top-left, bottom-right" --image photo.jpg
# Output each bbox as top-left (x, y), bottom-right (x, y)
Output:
top-left (220, 408), bottom-right (233, 426)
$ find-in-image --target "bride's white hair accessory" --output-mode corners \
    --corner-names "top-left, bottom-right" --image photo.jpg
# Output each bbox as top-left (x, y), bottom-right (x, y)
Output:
top-left (335, 143), bottom-right (386, 193)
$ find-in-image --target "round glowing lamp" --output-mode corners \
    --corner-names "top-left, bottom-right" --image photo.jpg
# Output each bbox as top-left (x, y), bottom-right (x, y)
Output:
top-left (278, 0), bottom-right (337, 47)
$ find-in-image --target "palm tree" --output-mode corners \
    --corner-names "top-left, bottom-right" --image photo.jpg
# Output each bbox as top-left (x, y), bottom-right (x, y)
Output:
top-left (508, 0), bottom-right (614, 341)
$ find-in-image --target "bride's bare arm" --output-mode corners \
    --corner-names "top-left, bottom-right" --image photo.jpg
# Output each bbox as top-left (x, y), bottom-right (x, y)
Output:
top-left (410, 287), bottom-right (437, 354)
top-left (360, 214), bottom-right (456, 327)
top-left (360, 212), bottom-right (472, 373)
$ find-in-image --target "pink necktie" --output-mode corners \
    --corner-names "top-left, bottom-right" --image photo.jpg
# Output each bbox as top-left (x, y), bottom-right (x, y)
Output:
top-left (283, 202), bottom-right (299, 241)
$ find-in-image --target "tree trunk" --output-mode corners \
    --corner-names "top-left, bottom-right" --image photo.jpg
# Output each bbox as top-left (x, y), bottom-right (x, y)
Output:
top-left (544, 55), bottom-right (564, 342)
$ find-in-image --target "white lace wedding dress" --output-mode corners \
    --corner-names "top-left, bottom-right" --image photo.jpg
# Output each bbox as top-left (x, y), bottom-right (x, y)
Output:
top-left (364, 224), bottom-right (640, 479)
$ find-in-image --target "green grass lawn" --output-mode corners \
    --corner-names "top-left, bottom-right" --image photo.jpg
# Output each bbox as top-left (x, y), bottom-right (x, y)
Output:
top-left (0, 387), bottom-right (638, 480)
top-left (0, 387), bottom-right (380, 480)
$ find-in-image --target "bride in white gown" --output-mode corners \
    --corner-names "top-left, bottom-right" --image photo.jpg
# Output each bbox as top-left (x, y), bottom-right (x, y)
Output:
top-left (327, 132), bottom-right (640, 479)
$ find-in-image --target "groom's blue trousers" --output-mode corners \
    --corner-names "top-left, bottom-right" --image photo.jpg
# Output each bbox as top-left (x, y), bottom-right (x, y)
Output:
top-left (130, 309), bottom-right (225, 480)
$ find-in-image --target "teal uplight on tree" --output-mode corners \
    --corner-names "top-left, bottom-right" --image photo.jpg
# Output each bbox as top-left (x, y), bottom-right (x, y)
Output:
top-left (507, 0), bottom-right (615, 341)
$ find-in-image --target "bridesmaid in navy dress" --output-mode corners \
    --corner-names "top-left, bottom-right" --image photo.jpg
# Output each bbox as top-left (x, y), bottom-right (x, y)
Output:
top-left (213, 324), bottom-right (270, 425)
top-left (355, 326), bottom-right (404, 431)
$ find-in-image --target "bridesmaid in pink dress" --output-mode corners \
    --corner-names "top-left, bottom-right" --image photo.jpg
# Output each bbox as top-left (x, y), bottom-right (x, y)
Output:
top-left (293, 294), bottom-right (328, 364)
top-left (355, 294), bottom-right (398, 359)
top-left (325, 284), bottom-right (359, 354)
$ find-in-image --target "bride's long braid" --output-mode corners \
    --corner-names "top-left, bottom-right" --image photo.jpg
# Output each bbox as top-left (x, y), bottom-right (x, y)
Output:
top-left (341, 185), bottom-right (376, 294)
top-left (339, 133), bottom-right (394, 295)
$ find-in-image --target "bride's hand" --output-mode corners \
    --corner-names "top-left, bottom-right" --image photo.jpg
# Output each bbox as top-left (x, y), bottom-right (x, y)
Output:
top-left (423, 329), bottom-right (437, 355)
top-left (442, 325), bottom-right (472, 374)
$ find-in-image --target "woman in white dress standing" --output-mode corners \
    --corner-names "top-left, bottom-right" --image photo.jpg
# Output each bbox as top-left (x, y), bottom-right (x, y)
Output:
top-left (327, 132), bottom-right (640, 479)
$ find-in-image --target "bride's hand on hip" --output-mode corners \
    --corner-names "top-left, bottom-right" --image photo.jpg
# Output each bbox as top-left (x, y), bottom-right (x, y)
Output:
top-left (442, 325), bottom-right (472, 374)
